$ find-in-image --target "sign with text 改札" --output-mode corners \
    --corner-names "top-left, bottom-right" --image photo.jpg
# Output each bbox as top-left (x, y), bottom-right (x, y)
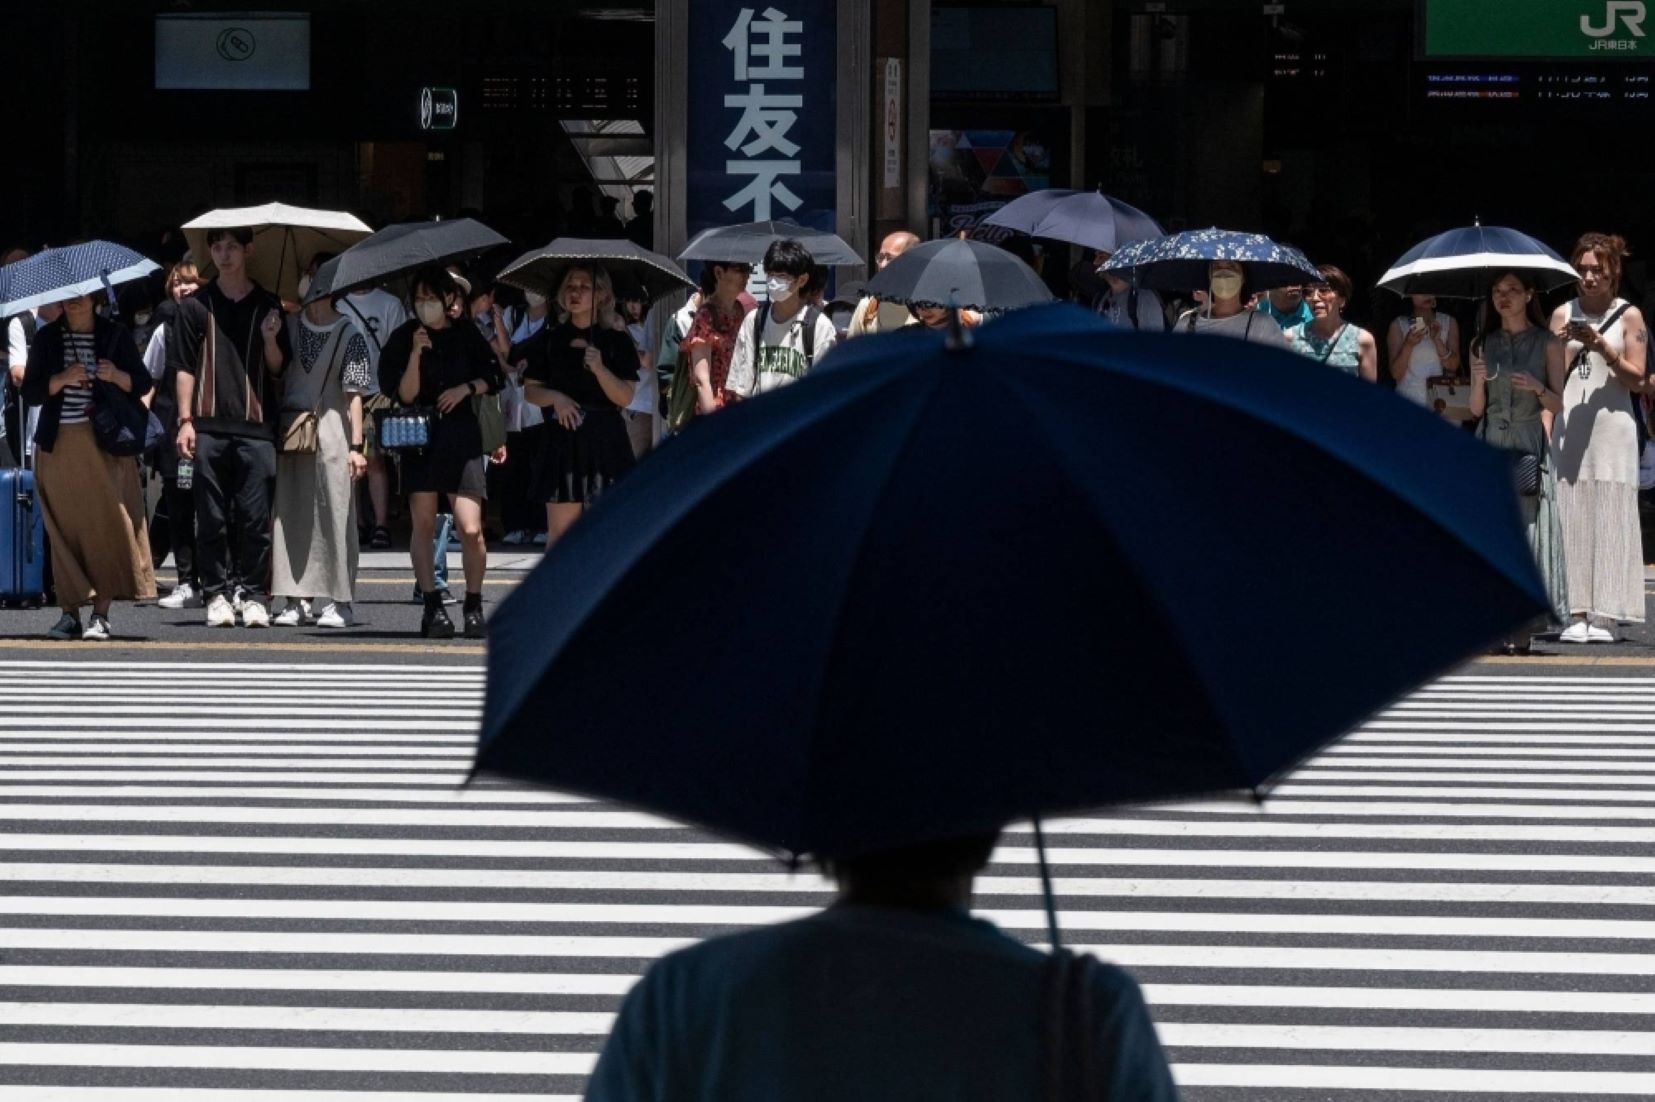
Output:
top-left (686, 3), bottom-right (838, 241)
top-left (1426, 0), bottom-right (1654, 58)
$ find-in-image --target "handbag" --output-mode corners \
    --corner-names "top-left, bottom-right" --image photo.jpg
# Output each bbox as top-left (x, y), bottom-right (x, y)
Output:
top-left (1426, 375), bottom-right (1474, 423)
top-left (1511, 451), bottom-right (1542, 497)
top-left (373, 405), bottom-right (435, 452)
top-left (277, 319), bottom-right (351, 455)
top-left (1043, 949), bottom-right (1103, 1102)
top-left (87, 380), bottom-right (156, 457)
top-left (473, 391), bottom-right (506, 453)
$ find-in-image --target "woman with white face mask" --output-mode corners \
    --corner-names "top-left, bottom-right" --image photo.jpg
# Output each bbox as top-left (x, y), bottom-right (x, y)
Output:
top-left (377, 266), bottom-right (504, 639)
top-left (1173, 260), bottom-right (1287, 346)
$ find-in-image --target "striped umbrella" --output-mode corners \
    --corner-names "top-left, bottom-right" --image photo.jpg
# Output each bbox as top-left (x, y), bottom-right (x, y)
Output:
top-left (1378, 225), bottom-right (1579, 299)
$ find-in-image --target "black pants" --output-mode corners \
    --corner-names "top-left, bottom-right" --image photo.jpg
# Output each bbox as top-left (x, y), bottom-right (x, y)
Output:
top-left (149, 476), bottom-right (199, 588)
top-left (0, 437), bottom-right (14, 470)
top-left (493, 429), bottom-right (546, 534)
top-left (194, 431), bottom-right (275, 600)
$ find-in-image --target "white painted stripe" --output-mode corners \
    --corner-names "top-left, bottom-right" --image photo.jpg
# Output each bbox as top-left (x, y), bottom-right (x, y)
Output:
top-left (1286, 771), bottom-right (1655, 788)
top-left (1365, 720), bottom-right (1655, 732)
top-left (0, 966), bottom-right (638, 995)
top-left (0, 1044), bottom-right (594, 1075)
top-left (0, 1002), bottom-right (615, 1035)
top-left (1037, 818), bottom-right (1655, 842)
top-left (1318, 752), bottom-right (1655, 765)
top-left (1171, 798), bottom-right (1655, 822)
top-left (9, 899), bottom-right (1651, 940)
top-left (0, 718), bottom-right (475, 731)
top-left (0, 692), bottom-right (485, 705)
top-left (12, 930), bottom-right (1655, 976)
top-left (1169, 1064), bottom-right (1655, 1094)
top-left (0, 805), bottom-right (668, 828)
top-left (0, 785), bottom-right (588, 803)
top-left (1346, 731), bottom-right (1655, 745)
top-left (0, 734), bottom-right (476, 746)
top-left (0, 706), bottom-right (480, 720)
top-left (0, 757), bottom-right (472, 770)
top-left (1141, 984), bottom-right (1655, 1014)
top-left (1263, 784), bottom-right (1655, 804)
top-left (1158, 1022), bottom-right (1655, 1055)
top-left (14, 833), bottom-right (1655, 873)
top-left (14, 865), bottom-right (1646, 906)
top-left (0, 1085), bottom-right (582, 1092)
top-left (0, 661), bottom-right (480, 673)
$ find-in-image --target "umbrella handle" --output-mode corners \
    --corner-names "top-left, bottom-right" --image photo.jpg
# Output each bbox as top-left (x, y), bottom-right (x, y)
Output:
top-left (1033, 817), bottom-right (1061, 951)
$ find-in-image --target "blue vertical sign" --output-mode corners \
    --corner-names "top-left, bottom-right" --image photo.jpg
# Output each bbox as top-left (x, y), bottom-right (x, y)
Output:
top-left (686, 3), bottom-right (838, 243)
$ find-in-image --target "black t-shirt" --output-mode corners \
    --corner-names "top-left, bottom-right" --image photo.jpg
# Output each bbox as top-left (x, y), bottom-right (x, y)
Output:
top-left (378, 319), bottom-right (502, 407)
top-left (521, 321), bottom-right (640, 410)
top-left (168, 280), bottom-right (290, 435)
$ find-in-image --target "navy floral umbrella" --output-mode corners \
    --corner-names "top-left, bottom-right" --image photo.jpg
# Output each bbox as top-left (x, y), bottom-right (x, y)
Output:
top-left (1100, 228), bottom-right (1319, 293)
top-left (0, 241), bottom-right (159, 317)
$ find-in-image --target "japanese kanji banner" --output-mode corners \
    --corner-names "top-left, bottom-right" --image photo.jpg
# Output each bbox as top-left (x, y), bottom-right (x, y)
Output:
top-left (687, 2), bottom-right (839, 241)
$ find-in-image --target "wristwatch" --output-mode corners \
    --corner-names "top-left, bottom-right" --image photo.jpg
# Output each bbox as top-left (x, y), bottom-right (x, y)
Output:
top-left (350, 442), bottom-right (365, 454)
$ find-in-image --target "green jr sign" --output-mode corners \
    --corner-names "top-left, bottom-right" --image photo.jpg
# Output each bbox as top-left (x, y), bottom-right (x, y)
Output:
top-left (1426, 0), bottom-right (1653, 58)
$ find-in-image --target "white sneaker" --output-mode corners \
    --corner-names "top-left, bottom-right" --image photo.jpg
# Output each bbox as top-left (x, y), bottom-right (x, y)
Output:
top-left (206, 595), bottom-right (236, 628)
top-left (316, 602), bottom-right (354, 629)
top-left (81, 613), bottom-right (111, 642)
top-left (1559, 619), bottom-right (1591, 644)
top-left (532, 532), bottom-right (548, 546)
top-left (272, 600), bottom-right (312, 627)
top-left (502, 530), bottom-right (528, 546)
top-left (1588, 618), bottom-right (1617, 644)
top-left (158, 583), bottom-right (201, 610)
top-left (241, 600), bottom-right (271, 628)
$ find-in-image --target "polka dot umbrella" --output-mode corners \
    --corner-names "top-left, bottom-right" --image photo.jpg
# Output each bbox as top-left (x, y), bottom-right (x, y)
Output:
top-left (0, 241), bottom-right (159, 317)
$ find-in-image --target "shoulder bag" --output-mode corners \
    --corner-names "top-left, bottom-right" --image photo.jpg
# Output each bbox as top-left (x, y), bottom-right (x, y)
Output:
top-left (277, 324), bottom-right (345, 456)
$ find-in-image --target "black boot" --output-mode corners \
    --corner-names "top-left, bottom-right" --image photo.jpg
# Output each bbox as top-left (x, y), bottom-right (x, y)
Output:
top-left (462, 592), bottom-right (486, 639)
top-left (421, 591), bottom-right (455, 639)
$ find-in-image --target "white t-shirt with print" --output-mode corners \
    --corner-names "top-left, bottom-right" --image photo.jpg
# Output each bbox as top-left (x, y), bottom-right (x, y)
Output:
top-left (1176, 307), bottom-right (1286, 346)
top-left (725, 305), bottom-right (840, 398)
top-left (338, 289), bottom-right (409, 392)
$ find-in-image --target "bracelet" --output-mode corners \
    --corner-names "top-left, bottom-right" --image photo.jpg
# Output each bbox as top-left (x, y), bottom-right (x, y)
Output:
top-left (350, 442), bottom-right (365, 454)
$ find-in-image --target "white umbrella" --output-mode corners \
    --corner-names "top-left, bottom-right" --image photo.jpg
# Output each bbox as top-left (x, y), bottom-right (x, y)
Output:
top-left (182, 203), bottom-right (373, 301)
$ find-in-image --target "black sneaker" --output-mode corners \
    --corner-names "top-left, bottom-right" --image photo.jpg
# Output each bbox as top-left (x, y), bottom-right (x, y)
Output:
top-left (46, 612), bottom-right (82, 641)
top-left (370, 526), bottom-right (392, 550)
top-left (421, 603), bottom-right (456, 639)
top-left (463, 603), bottom-right (486, 639)
top-left (435, 586), bottom-right (458, 606)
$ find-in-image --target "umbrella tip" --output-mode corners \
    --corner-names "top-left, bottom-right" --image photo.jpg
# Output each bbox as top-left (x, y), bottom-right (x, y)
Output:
top-left (945, 305), bottom-right (973, 351)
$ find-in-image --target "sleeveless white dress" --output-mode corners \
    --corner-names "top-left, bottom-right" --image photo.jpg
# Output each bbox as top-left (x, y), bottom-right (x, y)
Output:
top-left (1554, 298), bottom-right (1645, 623)
top-left (1393, 315), bottom-right (1451, 407)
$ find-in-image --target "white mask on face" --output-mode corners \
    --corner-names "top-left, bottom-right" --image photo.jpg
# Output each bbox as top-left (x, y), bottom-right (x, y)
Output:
top-left (416, 300), bottom-right (446, 327)
top-left (296, 273), bottom-right (312, 300)
top-left (765, 276), bottom-right (796, 303)
top-left (524, 290), bottom-right (547, 308)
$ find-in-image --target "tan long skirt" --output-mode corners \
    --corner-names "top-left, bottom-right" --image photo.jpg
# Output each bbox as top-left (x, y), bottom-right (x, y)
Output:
top-left (34, 422), bottom-right (157, 609)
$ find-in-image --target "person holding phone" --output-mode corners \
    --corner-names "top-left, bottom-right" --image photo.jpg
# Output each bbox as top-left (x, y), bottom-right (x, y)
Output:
top-left (21, 293), bottom-right (156, 641)
top-left (1388, 294), bottom-right (1461, 406)
top-left (1549, 233), bottom-right (1649, 644)
top-left (378, 266), bottom-right (504, 639)
top-left (521, 262), bottom-right (640, 547)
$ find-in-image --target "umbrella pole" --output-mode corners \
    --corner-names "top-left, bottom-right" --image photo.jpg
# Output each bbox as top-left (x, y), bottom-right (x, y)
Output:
top-left (1032, 817), bottom-right (1062, 951)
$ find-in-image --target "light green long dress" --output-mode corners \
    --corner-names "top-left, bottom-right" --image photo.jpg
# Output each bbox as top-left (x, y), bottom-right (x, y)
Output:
top-left (1475, 326), bottom-right (1569, 626)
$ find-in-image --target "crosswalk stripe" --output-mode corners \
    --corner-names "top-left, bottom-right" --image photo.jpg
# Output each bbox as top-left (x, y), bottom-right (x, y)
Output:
top-left (5, 660), bottom-right (1653, 1099)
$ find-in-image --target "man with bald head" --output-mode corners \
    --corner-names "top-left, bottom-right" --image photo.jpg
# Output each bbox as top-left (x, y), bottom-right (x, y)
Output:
top-left (847, 231), bottom-right (921, 337)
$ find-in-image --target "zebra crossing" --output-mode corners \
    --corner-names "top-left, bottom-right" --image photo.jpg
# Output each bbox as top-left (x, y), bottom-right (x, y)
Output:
top-left (2, 661), bottom-right (1655, 1098)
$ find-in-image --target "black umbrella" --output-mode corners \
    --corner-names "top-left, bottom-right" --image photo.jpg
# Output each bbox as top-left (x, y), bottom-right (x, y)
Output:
top-left (865, 237), bottom-right (1053, 312)
top-left (303, 218), bottom-right (509, 304)
top-left (495, 238), bottom-right (694, 304)
top-left (679, 220), bottom-right (862, 267)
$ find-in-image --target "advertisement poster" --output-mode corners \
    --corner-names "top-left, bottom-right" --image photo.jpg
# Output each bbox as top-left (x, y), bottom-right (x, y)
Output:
top-left (927, 130), bottom-right (1052, 241)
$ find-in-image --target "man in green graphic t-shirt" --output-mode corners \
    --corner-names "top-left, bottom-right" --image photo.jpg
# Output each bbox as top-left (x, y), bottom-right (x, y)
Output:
top-left (724, 239), bottom-right (840, 400)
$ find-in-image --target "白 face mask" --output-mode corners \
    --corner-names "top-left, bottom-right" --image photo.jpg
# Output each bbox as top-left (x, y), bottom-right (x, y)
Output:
top-left (765, 276), bottom-right (797, 304)
top-left (416, 301), bottom-right (446, 327)
top-left (524, 291), bottom-right (547, 308)
top-left (296, 274), bottom-right (312, 300)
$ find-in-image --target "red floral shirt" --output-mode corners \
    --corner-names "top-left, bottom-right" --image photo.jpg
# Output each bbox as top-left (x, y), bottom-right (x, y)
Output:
top-left (681, 302), bottom-right (747, 411)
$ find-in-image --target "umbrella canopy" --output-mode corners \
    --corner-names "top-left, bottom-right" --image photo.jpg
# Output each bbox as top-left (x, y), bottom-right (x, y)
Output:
top-left (475, 304), bottom-right (1546, 861)
top-left (0, 241), bottom-right (159, 317)
top-left (304, 218), bottom-right (510, 305)
top-left (1377, 225), bottom-right (1580, 299)
top-left (496, 238), bottom-right (694, 304)
top-left (679, 221), bottom-right (862, 267)
top-left (864, 237), bottom-right (1053, 312)
top-left (984, 189), bottom-right (1164, 255)
top-left (181, 203), bottom-right (372, 302)
top-left (1100, 228), bottom-right (1319, 293)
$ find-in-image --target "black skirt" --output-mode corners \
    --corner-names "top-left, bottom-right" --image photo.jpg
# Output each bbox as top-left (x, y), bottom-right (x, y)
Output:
top-left (533, 408), bottom-right (635, 504)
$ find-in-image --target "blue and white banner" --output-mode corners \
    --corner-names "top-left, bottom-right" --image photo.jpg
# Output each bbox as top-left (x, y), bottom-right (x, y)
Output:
top-left (686, 3), bottom-right (838, 240)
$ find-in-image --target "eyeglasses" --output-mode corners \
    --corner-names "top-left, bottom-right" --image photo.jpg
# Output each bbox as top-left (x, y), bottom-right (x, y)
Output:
top-left (1301, 285), bottom-right (1338, 299)
top-left (875, 253), bottom-right (899, 265)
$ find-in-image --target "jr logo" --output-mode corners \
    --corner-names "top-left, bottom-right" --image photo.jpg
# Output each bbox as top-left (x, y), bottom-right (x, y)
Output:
top-left (1582, 1), bottom-right (1647, 38)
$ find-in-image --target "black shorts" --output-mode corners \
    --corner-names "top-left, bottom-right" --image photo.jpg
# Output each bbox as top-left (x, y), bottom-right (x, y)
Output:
top-left (400, 451), bottom-right (488, 501)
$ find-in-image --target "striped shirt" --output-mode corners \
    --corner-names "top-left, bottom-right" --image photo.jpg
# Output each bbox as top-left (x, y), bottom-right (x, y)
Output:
top-left (60, 331), bottom-right (97, 426)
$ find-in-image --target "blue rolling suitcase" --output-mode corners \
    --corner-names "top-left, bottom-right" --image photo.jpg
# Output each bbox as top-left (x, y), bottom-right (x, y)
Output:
top-left (0, 439), bottom-right (46, 609)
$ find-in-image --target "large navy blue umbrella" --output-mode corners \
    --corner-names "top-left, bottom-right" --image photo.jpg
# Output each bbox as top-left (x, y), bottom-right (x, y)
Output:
top-left (984, 189), bottom-right (1164, 255)
top-left (1378, 225), bottom-right (1578, 299)
top-left (1100, 228), bottom-right (1318, 293)
top-left (475, 304), bottom-right (1546, 861)
top-left (0, 242), bottom-right (159, 317)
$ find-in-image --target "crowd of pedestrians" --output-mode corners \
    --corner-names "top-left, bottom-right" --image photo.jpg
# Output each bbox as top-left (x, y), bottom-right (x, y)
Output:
top-left (2, 211), bottom-right (1650, 647)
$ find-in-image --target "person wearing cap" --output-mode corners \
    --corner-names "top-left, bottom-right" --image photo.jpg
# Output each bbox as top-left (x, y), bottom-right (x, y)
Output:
top-left (847, 231), bottom-right (921, 337)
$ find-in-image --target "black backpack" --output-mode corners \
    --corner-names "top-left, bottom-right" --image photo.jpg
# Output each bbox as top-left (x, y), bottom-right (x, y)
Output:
top-left (749, 301), bottom-right (823, 372)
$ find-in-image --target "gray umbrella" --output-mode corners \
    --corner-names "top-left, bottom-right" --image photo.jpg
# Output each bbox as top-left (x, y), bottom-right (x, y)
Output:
top-left (496, 238), bottom-right (694, 304)
top-left (865, 237), bottom-right (1054, 312)
top-left (303, 218), bottom-right (509, 304)
top-left (679, 220), bottom-right (862, 267)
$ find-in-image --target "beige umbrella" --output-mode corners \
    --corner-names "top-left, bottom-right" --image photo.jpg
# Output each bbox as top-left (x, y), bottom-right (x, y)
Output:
top-left (181, 202), bottom-right (373, 302)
